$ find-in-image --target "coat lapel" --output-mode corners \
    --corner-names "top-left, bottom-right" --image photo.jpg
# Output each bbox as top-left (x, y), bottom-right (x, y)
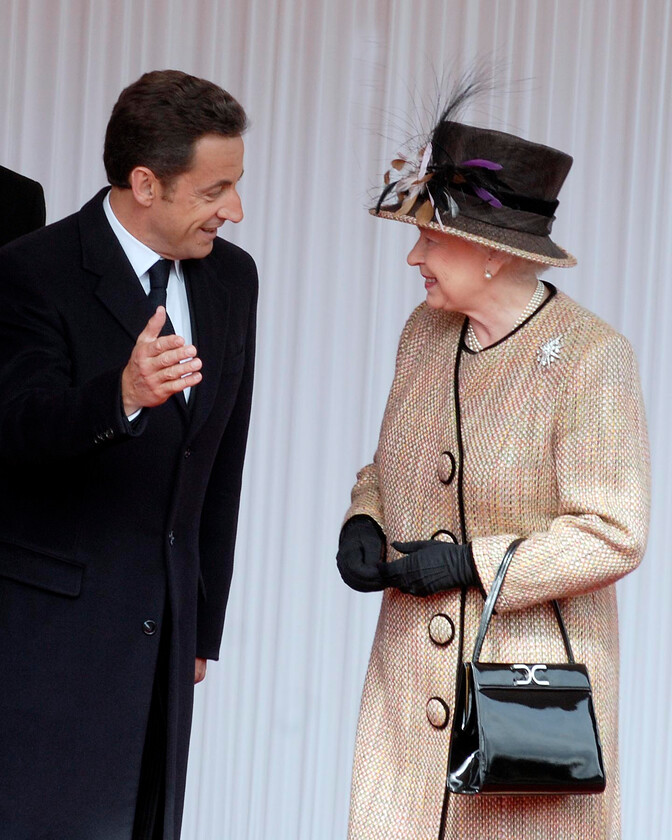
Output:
top-left (182, 255), bottom-right (230, 440)
top-left (78, 189), bottom-right (152, 343)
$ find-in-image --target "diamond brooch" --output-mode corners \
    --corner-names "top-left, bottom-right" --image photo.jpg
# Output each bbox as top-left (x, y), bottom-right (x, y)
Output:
top-left (537, 336), bottom-right (563, 367)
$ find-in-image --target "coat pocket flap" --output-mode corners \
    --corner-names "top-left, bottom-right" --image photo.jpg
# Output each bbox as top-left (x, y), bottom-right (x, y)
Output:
top-left (0, 541), bottom-right (84, 597)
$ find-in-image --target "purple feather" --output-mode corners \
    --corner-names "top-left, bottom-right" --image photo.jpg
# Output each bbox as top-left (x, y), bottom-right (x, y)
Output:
top-left (473, 186), bottom-right (503, 208)
top-left (461, 158), bottom-right (503, 171)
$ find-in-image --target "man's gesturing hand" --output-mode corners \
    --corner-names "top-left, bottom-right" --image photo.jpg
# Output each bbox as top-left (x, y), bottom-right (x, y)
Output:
top-left (121, 307), bottom-right (203, 416)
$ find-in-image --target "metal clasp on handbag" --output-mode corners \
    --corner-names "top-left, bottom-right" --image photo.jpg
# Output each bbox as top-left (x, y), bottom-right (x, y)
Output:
top-left (512, 663), bottom-right (550, 686)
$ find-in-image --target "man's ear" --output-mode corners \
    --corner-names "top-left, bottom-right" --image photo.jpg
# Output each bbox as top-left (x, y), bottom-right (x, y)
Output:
top-left (128, 167), bottom-right (158, 207)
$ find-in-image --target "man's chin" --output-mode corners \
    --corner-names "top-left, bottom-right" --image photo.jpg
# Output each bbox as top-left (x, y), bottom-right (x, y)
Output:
top-left (185, 240), bottom-right (216, 260)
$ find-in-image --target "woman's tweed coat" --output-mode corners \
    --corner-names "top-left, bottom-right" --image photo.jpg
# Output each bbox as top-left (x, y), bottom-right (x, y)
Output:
top-left (344, 288), bottom-right (650, 840)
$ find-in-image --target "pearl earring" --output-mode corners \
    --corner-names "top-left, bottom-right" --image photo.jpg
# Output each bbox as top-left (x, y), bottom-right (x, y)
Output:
top-left (484, 269), bottom-right (493, 280)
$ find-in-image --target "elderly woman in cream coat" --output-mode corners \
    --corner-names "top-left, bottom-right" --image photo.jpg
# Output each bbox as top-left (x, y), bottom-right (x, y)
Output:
top-left (337, 105), bottom-right (650, 840)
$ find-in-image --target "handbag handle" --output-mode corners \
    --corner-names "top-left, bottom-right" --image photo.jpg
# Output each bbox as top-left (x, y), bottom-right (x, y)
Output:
top-left (471, 538), bottom-right (575, 663)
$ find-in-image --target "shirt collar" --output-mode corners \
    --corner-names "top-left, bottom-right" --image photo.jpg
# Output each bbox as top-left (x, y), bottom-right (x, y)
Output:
top-left (103, 191), bottom-right (183, 281)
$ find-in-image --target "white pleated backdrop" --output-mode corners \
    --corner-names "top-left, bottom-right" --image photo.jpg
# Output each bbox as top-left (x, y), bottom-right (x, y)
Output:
top-left (1, 0), bottom-right (670, 837)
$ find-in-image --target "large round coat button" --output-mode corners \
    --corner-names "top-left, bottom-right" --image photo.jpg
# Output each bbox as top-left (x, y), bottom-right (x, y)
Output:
top-left (142, 620), bottom-right (157, 636)
top-left (426, 697), bottom-right (450, 729)
top-left (437, 451), bottom-right (456, 485)
top-left (428, 614), bottom-right (455, 646)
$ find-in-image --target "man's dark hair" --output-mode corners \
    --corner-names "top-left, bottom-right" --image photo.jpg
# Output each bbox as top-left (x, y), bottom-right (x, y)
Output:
top-left (104, 70), bottom-right (248, 188)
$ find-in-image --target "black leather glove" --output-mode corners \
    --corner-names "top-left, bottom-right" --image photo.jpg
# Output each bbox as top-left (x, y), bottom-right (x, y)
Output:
top-left (381, 539), bottom-right (478, 597)
top-left (336, 515), bottom-right (386, 593)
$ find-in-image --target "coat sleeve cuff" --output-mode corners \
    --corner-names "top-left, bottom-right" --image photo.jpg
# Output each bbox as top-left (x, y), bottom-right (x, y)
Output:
top-left (470, 534), bottom-right (520, 610)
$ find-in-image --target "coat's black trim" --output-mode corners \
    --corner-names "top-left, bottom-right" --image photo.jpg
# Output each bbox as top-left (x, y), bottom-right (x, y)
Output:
top-left (460, 282), bottom-right (558, 354)
top-left (453, 321), bottom-right (469, 544)
top-left (437, 319), bottom-right (471, 839)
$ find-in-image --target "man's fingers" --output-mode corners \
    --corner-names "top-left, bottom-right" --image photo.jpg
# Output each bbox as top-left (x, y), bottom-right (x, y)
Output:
top-left (158, 357), bottom-right (202, 384)
top-left (194, 657), bottom-right (207, 684)
top-left (134, 345), bottom-right (198, 377)
top-left (139, 306), bottom-right (168, 341)
top-left (166, 369), bottom-right (202, 394)
top-left (136, 325), bottom-right (194, 367)
top-left (131, 348), bottom-right (202, 396)
top-left (154, 344), bottom-right (198, 369)
top-left (137, 310), bottom-right (192, 352)
top-left (150, 334), bottom-right (186, 356)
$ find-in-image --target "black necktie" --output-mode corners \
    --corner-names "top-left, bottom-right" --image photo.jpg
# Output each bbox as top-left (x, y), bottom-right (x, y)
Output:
top-left (147, 259), bottom-right (172, 311)
top-left (147, 259), bottom-right (174, 335)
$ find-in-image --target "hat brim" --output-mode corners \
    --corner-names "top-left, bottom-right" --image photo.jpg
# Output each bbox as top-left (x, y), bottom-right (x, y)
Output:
top-left (371, 206), bottom-right (577, 268)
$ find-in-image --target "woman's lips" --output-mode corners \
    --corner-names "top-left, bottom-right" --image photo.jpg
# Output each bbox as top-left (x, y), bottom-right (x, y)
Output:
top-left (424, 276), bottom-right (437, 290)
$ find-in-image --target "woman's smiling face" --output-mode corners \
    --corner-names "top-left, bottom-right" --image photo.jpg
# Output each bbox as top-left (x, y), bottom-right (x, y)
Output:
top-left (406, 228), bottom-right (490, 313)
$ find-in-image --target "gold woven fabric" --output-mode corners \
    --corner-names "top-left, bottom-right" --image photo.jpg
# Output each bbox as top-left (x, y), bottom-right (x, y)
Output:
top-left (344, 290), bottom-right (650, 840)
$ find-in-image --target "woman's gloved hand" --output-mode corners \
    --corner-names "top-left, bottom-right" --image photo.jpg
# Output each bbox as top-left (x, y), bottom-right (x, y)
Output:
top-left (336, 515), bottom-right (386, 592)
top-left (381, 539), bottom-right (479, 597)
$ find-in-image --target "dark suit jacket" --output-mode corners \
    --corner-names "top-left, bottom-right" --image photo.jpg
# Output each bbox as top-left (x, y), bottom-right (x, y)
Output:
top-left (0, 189), bottom-right (257, 839)
top-left (0, 164), bottom-right (46, 246)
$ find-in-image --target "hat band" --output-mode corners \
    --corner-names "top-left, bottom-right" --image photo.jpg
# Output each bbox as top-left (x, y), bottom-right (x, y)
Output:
top-left (445, 192), bottom-right (556, 236)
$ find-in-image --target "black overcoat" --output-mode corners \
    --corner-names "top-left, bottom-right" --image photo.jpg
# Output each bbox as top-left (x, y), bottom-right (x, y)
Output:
top-left (0, 164), bottom-right (46, 247)
top-left (0, 190), bottom-right (257, 839)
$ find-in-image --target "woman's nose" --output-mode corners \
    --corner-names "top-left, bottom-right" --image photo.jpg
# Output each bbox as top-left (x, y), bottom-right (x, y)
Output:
top-left (407, 237), bottom-right (423, 266)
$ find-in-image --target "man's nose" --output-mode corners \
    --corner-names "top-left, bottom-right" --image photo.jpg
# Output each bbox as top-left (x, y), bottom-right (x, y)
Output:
top-left (218, 191), bottom-right (243, 223)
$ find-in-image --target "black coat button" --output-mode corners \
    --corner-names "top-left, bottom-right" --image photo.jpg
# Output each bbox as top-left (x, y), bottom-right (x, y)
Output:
top-left (143, 620), bottom-right (157, 636)
top-left (168, 531), bottom-right (175, 547)
top-left (184, 448), bottom-right (192, 458)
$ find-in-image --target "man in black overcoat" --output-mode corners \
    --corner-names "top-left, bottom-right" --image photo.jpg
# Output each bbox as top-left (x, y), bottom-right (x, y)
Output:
top-left (0, 164), bottom-right (46, 246)
top-left (0, 71), bottom-right (257, 840)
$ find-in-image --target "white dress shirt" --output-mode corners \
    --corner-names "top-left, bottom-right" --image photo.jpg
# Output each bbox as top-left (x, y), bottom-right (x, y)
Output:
top-left (103, 192), bottom-right (193, 405)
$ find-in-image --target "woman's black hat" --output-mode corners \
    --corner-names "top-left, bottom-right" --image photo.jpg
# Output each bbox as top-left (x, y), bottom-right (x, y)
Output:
top-left (372, 114), bottom-right (576, 267)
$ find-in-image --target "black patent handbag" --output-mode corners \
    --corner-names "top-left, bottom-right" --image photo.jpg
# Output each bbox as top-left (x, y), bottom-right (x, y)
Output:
top-left (447, 538), bottom-right (607, 795)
